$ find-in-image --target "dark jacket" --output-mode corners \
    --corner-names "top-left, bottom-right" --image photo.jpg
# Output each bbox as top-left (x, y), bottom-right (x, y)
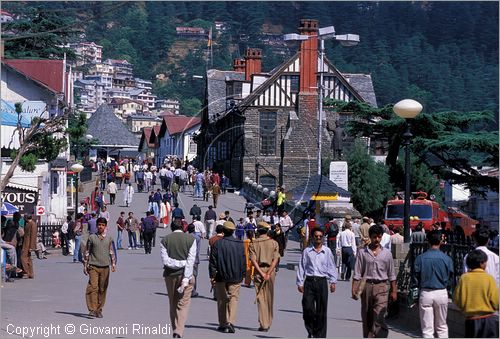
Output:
top-left (209, 236), bottom-right (246, 283)
top-left (190, 205), bottom-right (202, 218)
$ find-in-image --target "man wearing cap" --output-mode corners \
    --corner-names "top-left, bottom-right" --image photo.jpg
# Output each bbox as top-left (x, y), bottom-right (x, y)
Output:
top-left (249, 221), bottom-right (281, 332)
top-left (209, 221), bottom-right (246, 334)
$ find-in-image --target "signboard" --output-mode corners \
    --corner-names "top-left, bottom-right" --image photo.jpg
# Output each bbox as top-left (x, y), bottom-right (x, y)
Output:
top-left (2, 185), bottom-right (38, 215)
top-left (21, 101), bottom-right (48, 121)
top-left (36, 205), bottom-right (46, 216)
top-left (329, 161), bottom-right (348, 191)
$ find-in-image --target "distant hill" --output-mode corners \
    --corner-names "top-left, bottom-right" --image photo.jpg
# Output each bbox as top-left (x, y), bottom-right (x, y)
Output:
top-left (3, 1), bottom-right (498, 116)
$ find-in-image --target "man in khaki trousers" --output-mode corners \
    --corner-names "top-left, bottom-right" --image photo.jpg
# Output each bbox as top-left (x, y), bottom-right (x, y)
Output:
top-left (249, 221), bottom-right (280, 332)
top-left (160, 220), bottom-right (197, 338)
top-left (21, 214), bottom-right (38, 278)
top-left (209, 221), bottom-right (246, 334)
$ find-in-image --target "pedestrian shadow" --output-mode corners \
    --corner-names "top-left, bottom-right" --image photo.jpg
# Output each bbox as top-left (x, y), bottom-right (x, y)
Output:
top-left (255, 335), bottom-right (283, 338)
top-left (153, 292), bottom-right (168, 297)
top-left (278, 309), bottom-right (302, 314)
top-left (184, 324), bottom-right (219, 332)
top-left (191, 295), bottom-right (214, 301)
top-left (331, 317), bottom-right (362, 323)
top-left (204, 323), bottom-right (256, 331)
top-left (54, 311), bottom-right (94, 319)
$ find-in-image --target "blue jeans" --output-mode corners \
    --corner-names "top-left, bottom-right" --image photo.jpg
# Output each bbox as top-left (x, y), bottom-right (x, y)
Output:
top-left (117, 229), bottom-right (123, 249)
top-left (128, 230), bottom-right (137, 249)
top-left (73, 235), bottom-right (81, 262)
top-left (195, 182), bottom-right (203, 197)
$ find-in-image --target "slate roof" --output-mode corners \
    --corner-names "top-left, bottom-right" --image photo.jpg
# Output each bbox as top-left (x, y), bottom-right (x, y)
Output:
top-left (206, 69), bottom-right (245, 120)
top-left (138, 127), bottom-right (155, 151)
top-left (87, 104), bottom-right (139, 148)
top-left (343, 73), bottom-right (378, 107)
top-left (288, 174), bottom-right (351, 201)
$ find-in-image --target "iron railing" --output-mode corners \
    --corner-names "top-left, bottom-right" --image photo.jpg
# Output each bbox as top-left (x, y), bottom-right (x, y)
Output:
top-left (397, 237), bottom-right (476, 294)
top-left (38, 224), bottom-right (62, 247)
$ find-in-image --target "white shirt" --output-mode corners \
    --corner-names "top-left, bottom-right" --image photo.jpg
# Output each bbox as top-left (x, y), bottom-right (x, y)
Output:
top-left (193, 220), bottom-right (206, 236)
top-left (381, 233), bottom-right (391, 251)
top-left (159, 168), bottom-right (168, 177)
top-left (77, 205), bottom-right (85, 214)
top-left (352, 222), bottom-right (361, 237)
top-left (119, 165), bottom-right (126, 174)
top-left (464, 246), bottom-right (499, 285)
top-left (337, 229), bottom-right (357, 255)
top-left (174, 168), bottom-right (183, 177)
top-left (279, 215), bottom-right (293, 232)
top-left (144, 171), bottom-right (153, 180)
top-left (160, 230), bottom-right (197, 281)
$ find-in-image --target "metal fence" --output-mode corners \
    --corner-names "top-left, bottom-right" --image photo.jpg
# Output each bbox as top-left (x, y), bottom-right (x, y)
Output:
top-left (397, 238), bottom-right (476, 295)
top-left (38, 224), bottom-right (62, 247)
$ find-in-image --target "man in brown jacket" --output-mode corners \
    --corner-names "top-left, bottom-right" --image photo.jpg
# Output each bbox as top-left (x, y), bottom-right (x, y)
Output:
top-left (21, 214), bottom-right (38, 279)
top-left (212, 183), bottom-right (222, 208)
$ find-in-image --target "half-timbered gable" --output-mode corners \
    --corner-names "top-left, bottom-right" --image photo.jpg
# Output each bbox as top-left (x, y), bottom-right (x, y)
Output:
top-left (197, 19), bottom-right (378, 190)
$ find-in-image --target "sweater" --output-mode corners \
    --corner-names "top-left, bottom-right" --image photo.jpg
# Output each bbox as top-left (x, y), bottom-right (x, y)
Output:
top-left (86, 234), bottom-right (114, 267)
top-left (453, 269), bottom-right (499, 317)
top-left (161, 232), bottom-right (195, 277)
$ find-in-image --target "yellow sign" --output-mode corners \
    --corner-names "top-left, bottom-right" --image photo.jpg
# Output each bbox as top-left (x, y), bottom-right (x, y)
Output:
top-left (311, 193), bottom-right (339, 201)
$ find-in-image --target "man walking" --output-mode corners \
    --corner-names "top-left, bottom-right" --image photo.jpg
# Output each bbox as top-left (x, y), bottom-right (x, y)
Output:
top-left (296, 227), bottom-right (337, 338)
top-left (337, 221), bottom-right (356, 281)
top-left (142, 211), bottom-right (158, 254)
top-left (209, 221), bottom-right (246, 333)
top-left (124, 183), bottom-right (134, 207)
top-left (464, 227), bottom-right (499, 285)
top-left (249, 221), bottom-right (281, 332)
top-left (212, 182), bottom-right (221, 208)
top-left (160, 219), bottom-right (197, 338)
top-left (83, 217), bottom-right (116, 318)
top-left (116, 212), bottom-right (125, 250)
top-left (352, 225), bottom-right (397, 338)
top-left (107, 180), bottom-right (117, 205)
top-left (412, 230), bottom-right (453, 338)
top-left (204, 205), bottom-right (217, 239)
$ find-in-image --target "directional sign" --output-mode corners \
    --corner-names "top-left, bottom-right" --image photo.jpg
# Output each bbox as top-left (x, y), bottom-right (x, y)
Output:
top-left (36, 205), bottom-right (46, 216)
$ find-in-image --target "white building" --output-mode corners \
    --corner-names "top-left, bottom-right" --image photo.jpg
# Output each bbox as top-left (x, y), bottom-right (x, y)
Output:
top-left (69, 41), bottom-right (103, 66)
top-left (1, 59), bottom-right (73, 223)
top-left (74, 78), bottom-right (105, 116)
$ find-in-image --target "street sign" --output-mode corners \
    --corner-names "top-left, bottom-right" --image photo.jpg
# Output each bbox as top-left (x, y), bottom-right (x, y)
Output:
top-left (36, 205), bottom-right (46, 216)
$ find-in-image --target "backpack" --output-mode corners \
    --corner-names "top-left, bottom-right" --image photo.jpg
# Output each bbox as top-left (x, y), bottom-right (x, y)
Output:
top-left (325, 221), bottom-right (339, 238)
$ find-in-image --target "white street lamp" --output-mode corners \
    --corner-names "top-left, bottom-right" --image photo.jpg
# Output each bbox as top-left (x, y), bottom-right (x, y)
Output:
top-left (284, 25), bottom-right (359, 175)
top-left (393, 99), bottom-right (423, 242)
top-left (70, 163), bottom-right (84, 211)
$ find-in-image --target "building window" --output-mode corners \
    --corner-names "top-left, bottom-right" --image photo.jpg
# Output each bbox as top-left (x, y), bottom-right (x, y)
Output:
top-left (189, 137), bottom-right (197, 153)
top-left (290, 75), bottom-right (299, 93)
top-left (260, 111), bottom-right (277, 155)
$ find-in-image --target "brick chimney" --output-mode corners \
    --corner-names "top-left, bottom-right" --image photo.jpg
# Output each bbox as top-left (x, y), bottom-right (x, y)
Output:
top-left (244, 48), bottom-right (262, 81)
top-left (298, 19), bottom-right (319, 93)
top-left (233, 58), bottom-right (246, 73)
top-left (296, 19), bottom-right (319, 164)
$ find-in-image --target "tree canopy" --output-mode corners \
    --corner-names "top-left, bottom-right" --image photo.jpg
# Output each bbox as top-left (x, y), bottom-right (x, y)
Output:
top-left (325, 99), bottom-right (499, 194)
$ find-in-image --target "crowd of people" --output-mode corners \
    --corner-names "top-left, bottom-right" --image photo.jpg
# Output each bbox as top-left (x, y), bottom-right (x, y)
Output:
top-left (3, 154), bottom-right (499, 338)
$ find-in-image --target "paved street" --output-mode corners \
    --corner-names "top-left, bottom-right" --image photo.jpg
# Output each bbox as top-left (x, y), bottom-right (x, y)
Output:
top-left (1, 180), bottom-right (415, 339)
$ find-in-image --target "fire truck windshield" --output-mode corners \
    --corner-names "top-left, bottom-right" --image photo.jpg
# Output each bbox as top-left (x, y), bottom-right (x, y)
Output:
top-left (386, 204), bottom-right (433, 220)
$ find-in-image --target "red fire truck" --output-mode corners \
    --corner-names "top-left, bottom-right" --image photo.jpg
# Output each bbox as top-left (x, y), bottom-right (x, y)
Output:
top-left (384, 191), bottom-right (478, 236)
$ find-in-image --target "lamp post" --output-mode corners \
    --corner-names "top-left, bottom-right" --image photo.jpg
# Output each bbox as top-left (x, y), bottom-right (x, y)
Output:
top-left (70, 163), bottom-right (84, 212)
top-left (393, 99), bottom-right (423, 243)
top-left (284, 27), bottom-right (359, 175)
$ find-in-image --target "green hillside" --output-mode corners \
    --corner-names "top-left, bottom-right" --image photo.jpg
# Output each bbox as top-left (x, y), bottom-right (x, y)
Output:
top-left (2, 1), bottom-right (498, 116)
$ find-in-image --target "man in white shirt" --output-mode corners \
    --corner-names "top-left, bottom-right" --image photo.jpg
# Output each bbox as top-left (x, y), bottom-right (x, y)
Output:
top-left (192, 216), bottom-right (206, 239)
top-left (464, 227), bottom-right (499, 285)
top-left (336, 222), bottom-right (357, 281)
top-left (279, 211), bottom-right (293, 234)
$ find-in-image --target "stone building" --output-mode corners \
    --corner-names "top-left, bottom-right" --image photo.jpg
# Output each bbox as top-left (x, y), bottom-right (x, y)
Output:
top-left (197, 19), bottom-right (377, 189)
